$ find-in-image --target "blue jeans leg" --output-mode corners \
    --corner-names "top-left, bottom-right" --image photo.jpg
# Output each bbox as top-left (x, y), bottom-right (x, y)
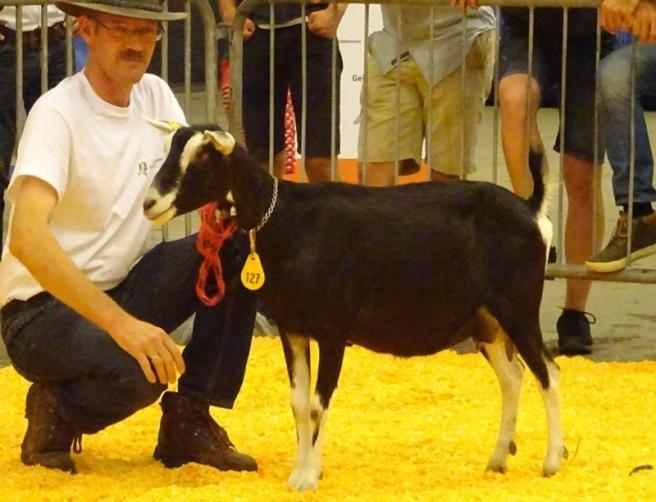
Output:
top-left (599, 43), bottom-right (656, 206)
top-left (1, 232), bottom-right (256, 433)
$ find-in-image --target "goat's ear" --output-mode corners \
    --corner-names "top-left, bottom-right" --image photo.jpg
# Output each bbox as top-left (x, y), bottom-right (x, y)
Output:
top-left (203, 130), bottom-right (235, 156)
top-left (144, 117), bottom-right (184, 133)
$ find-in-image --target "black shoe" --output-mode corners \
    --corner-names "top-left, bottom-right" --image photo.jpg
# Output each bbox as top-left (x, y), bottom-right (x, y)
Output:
top-left (22, 384), bottom-right (80, 473)
top-left (154, 392), bottom-right (258, 472)
top-left (557, 309), bottom-right (595, 356)
top-left (586, 212), bottom-right (656, 273)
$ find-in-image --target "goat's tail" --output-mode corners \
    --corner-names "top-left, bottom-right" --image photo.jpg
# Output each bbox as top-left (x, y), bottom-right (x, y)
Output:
top-left (526, 147), bottom-right (549, 216)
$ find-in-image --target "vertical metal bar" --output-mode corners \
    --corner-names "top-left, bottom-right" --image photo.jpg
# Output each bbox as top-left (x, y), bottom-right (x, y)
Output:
top-left (228, 13), bottom-right (245, 143)
top-left (162, 0), bottom-right (169, 83)
top-left (460, 10), bottom-right (466, 180)
top-left (592, 11), bottom-right (602, 252)
top-left (15, 6), bottom-right (25, 138)
top-left (626, 39), bottom-right (638, 267)
top-left (65, 16), bottom-right (74, 76)
top-left (301, 1), bottom-right (307, 181)
top-left (330, 0), bottom-right (338, 181)
top-left (184, 0), bottom-right (192, 236)
top-left (426, 2), bottom-right (435, 183)
top-left (492, 6), bottom-right (501, 185)
top-left (40, 5), bottom-right (48, 94)
top-left (161, 1), bottom-right (170, 242)
top-left (361, 2), bottom-right (370, 185)
top-left (184, 1), bottom-right (192, 115)
top-left (268, 1), bottom-right (275, 176)
top-left (557, 8), bottom-right (568, 264)
top-left (393, 2), bottom-right (401, 186)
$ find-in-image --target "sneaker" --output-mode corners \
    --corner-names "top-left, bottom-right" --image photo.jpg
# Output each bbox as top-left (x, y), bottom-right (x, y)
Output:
top-left (586, 212), bottom-right (656, 273)
top-left (557, 309), bottom-right (595, 356)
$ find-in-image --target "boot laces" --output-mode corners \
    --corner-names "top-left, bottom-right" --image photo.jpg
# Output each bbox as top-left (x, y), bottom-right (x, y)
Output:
top-left (612, 212), bottom-right (629, 240)
top-left (204, 410), bottom-right (237, 451)
top-left (191, 407), bottom-right (237, 451)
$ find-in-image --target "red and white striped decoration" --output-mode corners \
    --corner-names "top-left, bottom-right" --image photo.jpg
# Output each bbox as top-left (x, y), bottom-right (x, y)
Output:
top-left (284, 89), bottom-right (296, 175)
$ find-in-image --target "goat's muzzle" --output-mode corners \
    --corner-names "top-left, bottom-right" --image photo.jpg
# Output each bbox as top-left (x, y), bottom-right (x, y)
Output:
top-left (143, 187), bottom-right (178, 225)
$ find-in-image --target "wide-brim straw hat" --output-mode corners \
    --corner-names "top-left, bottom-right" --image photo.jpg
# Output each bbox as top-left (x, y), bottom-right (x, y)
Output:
top-left (56, 0), bottom-right (186, 21)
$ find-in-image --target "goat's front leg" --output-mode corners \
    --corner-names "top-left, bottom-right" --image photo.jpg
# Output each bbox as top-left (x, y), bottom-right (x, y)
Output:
top-left (481, 338), bottom-right (524, 474)
top-left (295, 341), bottom-right (345, 491)
top-left (280, 333), bottom-right (312, 487)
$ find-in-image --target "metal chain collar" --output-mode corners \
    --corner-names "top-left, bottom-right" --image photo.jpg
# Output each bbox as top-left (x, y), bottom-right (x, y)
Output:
top-left (252, 177), bottom-right (278, 233)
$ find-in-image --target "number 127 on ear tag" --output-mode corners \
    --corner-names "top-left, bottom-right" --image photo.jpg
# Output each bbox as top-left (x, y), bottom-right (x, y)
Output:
top-left (241, 252), bottom-right (266, 290)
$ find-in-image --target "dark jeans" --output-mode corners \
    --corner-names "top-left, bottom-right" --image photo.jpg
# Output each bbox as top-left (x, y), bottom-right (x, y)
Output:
top-left (0, 233), bottom-right (256, 434)
top-left (0, 39), bottom-right (67, 246)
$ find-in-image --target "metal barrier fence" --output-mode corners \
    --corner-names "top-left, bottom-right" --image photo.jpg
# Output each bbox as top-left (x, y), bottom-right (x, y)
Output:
top-left (2, 0), bottom-right (656, 283)
top-left (227, 0), bottom-right (656, 284)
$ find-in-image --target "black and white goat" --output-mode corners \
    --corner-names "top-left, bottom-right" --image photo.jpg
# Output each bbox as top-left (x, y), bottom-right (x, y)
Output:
top-left (143, 122), bottom-right (565, 491)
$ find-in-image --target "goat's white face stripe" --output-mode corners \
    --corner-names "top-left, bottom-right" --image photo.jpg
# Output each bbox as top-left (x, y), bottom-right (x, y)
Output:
top-left (144, 187), bottom-right (178, 225)
top-left (179, 132), bottom-right (206, 174)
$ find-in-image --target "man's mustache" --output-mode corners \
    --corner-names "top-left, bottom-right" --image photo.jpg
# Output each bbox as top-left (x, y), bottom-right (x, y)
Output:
top-left (120, 50), bottom-right (146, 63)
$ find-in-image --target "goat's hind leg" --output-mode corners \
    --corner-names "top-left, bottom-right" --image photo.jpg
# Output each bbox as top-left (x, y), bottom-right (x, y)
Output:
top-left (506, 321), bottom-right (568, 476)
top-left (536, 350), bottom-right (568, 477)
top-left (480, 333), bottom-right (524, 474)
top-left (280, 333), bottom-right (313, 488)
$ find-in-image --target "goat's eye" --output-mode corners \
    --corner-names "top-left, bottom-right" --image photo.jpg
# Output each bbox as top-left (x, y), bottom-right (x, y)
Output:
top-left (197, 151), bottom-right (210, 162)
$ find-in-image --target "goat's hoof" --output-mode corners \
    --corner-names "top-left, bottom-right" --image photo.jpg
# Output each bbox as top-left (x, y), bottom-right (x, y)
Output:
top-left (509, 441), bottom-right (517, 456)
top-left (542, 459), bottom-right (561, 477)
top-left (288, 468), bottom-right (320, 492)
top-left (485, 459), bottom-right (507, 474)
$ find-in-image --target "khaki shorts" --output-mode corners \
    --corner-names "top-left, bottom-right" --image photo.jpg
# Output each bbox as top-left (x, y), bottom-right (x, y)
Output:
top-left (358, 30), bottom-right (495, 176)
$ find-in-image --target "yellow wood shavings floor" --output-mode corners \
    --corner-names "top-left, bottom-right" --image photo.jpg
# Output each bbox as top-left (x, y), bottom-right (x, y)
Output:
top-left (1, 337), bottom-right (655, 500)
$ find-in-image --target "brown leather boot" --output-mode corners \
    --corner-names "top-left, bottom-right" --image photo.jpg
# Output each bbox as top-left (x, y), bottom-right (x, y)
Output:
top-left (153, 391), bottom-right (257, 472)
top-left (21, 383), bottom-right (80, 473)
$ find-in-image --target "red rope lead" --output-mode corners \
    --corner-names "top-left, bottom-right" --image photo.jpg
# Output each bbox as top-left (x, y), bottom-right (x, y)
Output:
top-left (195, 203), bottom-right (238, 306)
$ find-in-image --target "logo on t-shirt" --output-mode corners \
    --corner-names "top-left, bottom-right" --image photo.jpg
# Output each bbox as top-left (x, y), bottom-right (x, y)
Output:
top-left (137, 158), bottom-right (163, 177)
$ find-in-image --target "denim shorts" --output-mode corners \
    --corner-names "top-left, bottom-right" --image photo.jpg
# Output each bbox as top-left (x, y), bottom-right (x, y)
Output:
top-left (499, 10), bottom-right (614, 163)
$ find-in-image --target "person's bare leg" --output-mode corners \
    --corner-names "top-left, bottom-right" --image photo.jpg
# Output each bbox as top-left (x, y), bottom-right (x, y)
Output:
top-left (562, 155), bottom-right (604, 311)
top-left (360, 162), bottom-right (395, 187)
top-left (306, 157), bottom-right (339, 183)
top-left (499, 74), bottom-right (545, 198)
top-left (259, 151), bottom-right (286, 179)
top-left (430, 170), bottom-right (458, 182)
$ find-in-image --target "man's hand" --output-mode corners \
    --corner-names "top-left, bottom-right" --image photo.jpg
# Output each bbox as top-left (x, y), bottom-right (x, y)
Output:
top-left (0, 19), bottom-right (6, 42)
top-left (601, 0), bottom-right (640, 34)
top-left (449, 0), bottom-right (479, 13)
top-left (110, 316), bottom-right (186, 385)
top-left (632, 0), bottom-right (656, 43)
top-left (308, 4), bottom-right (347, 39)
top-left (218, 0), bottom-right (255, 39)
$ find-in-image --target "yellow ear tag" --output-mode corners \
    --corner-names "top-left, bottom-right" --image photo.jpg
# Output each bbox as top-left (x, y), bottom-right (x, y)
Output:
top-left (241, 230), bottom-right (266, 290)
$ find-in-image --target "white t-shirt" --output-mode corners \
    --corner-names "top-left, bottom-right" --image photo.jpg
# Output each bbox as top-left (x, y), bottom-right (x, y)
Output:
top-left (0, 6), bottom-right (65, 31)
top-left (0, 72), bottom-right (186, 305)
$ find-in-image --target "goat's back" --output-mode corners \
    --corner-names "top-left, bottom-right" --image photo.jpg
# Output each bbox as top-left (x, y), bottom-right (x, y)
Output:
top-left (257, 179), bottom-right (546, 355)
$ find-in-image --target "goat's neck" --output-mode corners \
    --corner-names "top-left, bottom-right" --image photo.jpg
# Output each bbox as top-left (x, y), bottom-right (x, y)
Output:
top-left (228, 147), bottom-right (278, 231)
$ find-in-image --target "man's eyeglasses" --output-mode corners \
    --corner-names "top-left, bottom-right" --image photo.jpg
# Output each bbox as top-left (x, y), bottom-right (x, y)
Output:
top-left (91, 17), bottom-right (164, 43)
